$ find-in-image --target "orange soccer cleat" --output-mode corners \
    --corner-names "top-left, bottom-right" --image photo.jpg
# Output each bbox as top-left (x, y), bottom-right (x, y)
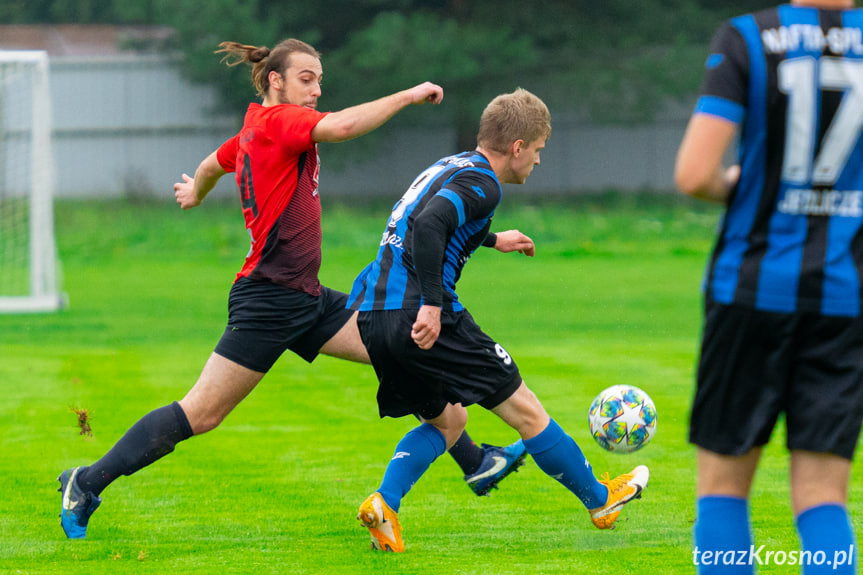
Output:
top-left (589, 465), bottom-right (649, 529)
top-left (357, 492), bottom-right (404, 552)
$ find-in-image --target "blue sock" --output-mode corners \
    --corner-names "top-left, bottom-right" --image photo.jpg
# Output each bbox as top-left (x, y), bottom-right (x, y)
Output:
top-left (796, 504), bottom-right (856, 574)
top-left (693, 496), bottom-right (753, 574)
top-left (522, 419), bottom-right (607, 509)
top-left (377, 423), bottom-right (447, 513)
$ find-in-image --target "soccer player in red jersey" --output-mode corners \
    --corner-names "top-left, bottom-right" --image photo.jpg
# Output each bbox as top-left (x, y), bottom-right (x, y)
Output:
top-left (57, 38), bottom-right (525, 540)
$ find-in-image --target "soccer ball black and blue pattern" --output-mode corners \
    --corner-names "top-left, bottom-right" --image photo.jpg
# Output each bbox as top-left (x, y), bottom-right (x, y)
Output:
top-left (588, 384), bottom-right (657, 454)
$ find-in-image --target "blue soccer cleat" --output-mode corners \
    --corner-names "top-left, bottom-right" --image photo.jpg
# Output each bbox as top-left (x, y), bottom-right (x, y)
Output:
top-left (465, 439), bottom-right (527, 496)
top-left (58, 467), bottom-right (101, 539)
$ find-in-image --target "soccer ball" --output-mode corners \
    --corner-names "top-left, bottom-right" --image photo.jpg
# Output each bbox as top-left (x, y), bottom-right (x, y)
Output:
top-left (588, 385), bottom-right (657, 454)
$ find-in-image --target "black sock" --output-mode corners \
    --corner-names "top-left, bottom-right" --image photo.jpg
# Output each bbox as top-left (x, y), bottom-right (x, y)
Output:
top-left (76, 401), bottom-right (193, 496)
top-left (447, 430), bottom-right (485, 475)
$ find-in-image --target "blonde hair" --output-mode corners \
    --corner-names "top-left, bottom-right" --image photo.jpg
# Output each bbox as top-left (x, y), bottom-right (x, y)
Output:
top-left (477, 88), bottom-right (551, 153)
top-left (215, 39), bottom-right (321, 99)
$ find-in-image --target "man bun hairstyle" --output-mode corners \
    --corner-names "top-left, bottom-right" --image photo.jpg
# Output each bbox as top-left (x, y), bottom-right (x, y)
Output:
top-left (477, 88), bottom-right (552, 153)
top-left (215, 39), bottom-right (321, 99)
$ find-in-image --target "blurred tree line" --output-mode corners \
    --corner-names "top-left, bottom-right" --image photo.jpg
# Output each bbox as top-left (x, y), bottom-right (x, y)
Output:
top-left (2, 0), bottom-right (769, 148)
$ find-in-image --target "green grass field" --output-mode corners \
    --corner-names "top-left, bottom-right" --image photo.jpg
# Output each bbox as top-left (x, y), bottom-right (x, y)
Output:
top-left (0, 196), bottom-right (857, 574)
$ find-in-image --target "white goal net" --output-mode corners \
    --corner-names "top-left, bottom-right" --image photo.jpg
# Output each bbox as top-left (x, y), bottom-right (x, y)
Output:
top-left (0, 50), bottom-right (63, 313)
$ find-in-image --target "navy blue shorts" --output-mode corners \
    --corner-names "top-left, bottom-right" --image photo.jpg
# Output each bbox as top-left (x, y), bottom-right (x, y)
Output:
top-left (214, 277), bottom-right (354, 373)
top-left (689, 300), bottom-right (863, 460)
top-left (357, 308), bottom-right (522, 419)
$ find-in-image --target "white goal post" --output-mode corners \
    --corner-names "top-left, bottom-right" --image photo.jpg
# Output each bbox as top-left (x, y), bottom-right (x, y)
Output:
top-left (0, 50), bottom-right (64, 313)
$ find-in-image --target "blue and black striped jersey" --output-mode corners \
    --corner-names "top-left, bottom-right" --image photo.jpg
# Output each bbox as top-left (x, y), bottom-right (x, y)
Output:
top-left (697, 4), bottom-right (863, 317)
top-left (347, 151), bottom-right (501, 312)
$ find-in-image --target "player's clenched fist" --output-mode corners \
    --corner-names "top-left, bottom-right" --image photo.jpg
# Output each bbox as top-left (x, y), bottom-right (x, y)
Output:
top-left (411, 305), bottom-right (442, 350)
top-left (406, 82), bottom-right (444, 106)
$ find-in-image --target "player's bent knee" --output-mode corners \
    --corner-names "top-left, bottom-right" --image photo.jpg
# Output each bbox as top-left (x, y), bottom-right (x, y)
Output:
top-left (431, 404), bottom-right (468, 448)
top-left (492, 383), bottom-right (550, 437)
top-left (450, 404), bottom-right (468, 431)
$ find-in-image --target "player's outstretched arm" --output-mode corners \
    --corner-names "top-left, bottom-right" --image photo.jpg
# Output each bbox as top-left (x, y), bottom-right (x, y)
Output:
top-left (312, 82), bottom-right (444, 144)
top-left (174, 150), bottom-right (226, 210)
top-left (492, 229), bottom-right (536, 257)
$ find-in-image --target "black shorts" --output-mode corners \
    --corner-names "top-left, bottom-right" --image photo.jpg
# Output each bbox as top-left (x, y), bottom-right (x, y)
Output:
top-left (214, 277), bottom-right (354, 373)
top-left (689, 300), bottom-right (863, 460)
top-left (356, 308), bottom-right (522, 419)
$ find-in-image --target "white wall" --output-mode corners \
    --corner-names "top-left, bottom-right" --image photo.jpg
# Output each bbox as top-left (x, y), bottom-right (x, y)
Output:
top-left (40, 55), bottom-right (692, 199)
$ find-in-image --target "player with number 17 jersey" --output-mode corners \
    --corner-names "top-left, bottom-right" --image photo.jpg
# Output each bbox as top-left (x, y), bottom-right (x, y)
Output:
top-left (216, 102), bottom-right (328, 296)
top-left (697, 6), bottom-right (863, 317)
top-left (347, 151), bottom-right (501, 313)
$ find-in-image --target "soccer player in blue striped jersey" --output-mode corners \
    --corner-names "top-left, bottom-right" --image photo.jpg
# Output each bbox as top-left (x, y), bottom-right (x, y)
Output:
top-left (350, 89), bottom-right (649, 552)
top-left (676, 1), bottom-right (863, 573)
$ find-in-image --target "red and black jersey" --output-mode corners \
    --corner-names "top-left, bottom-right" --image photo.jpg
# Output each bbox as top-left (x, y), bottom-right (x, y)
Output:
top-left (217, 103), bottom-right (328, 295)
